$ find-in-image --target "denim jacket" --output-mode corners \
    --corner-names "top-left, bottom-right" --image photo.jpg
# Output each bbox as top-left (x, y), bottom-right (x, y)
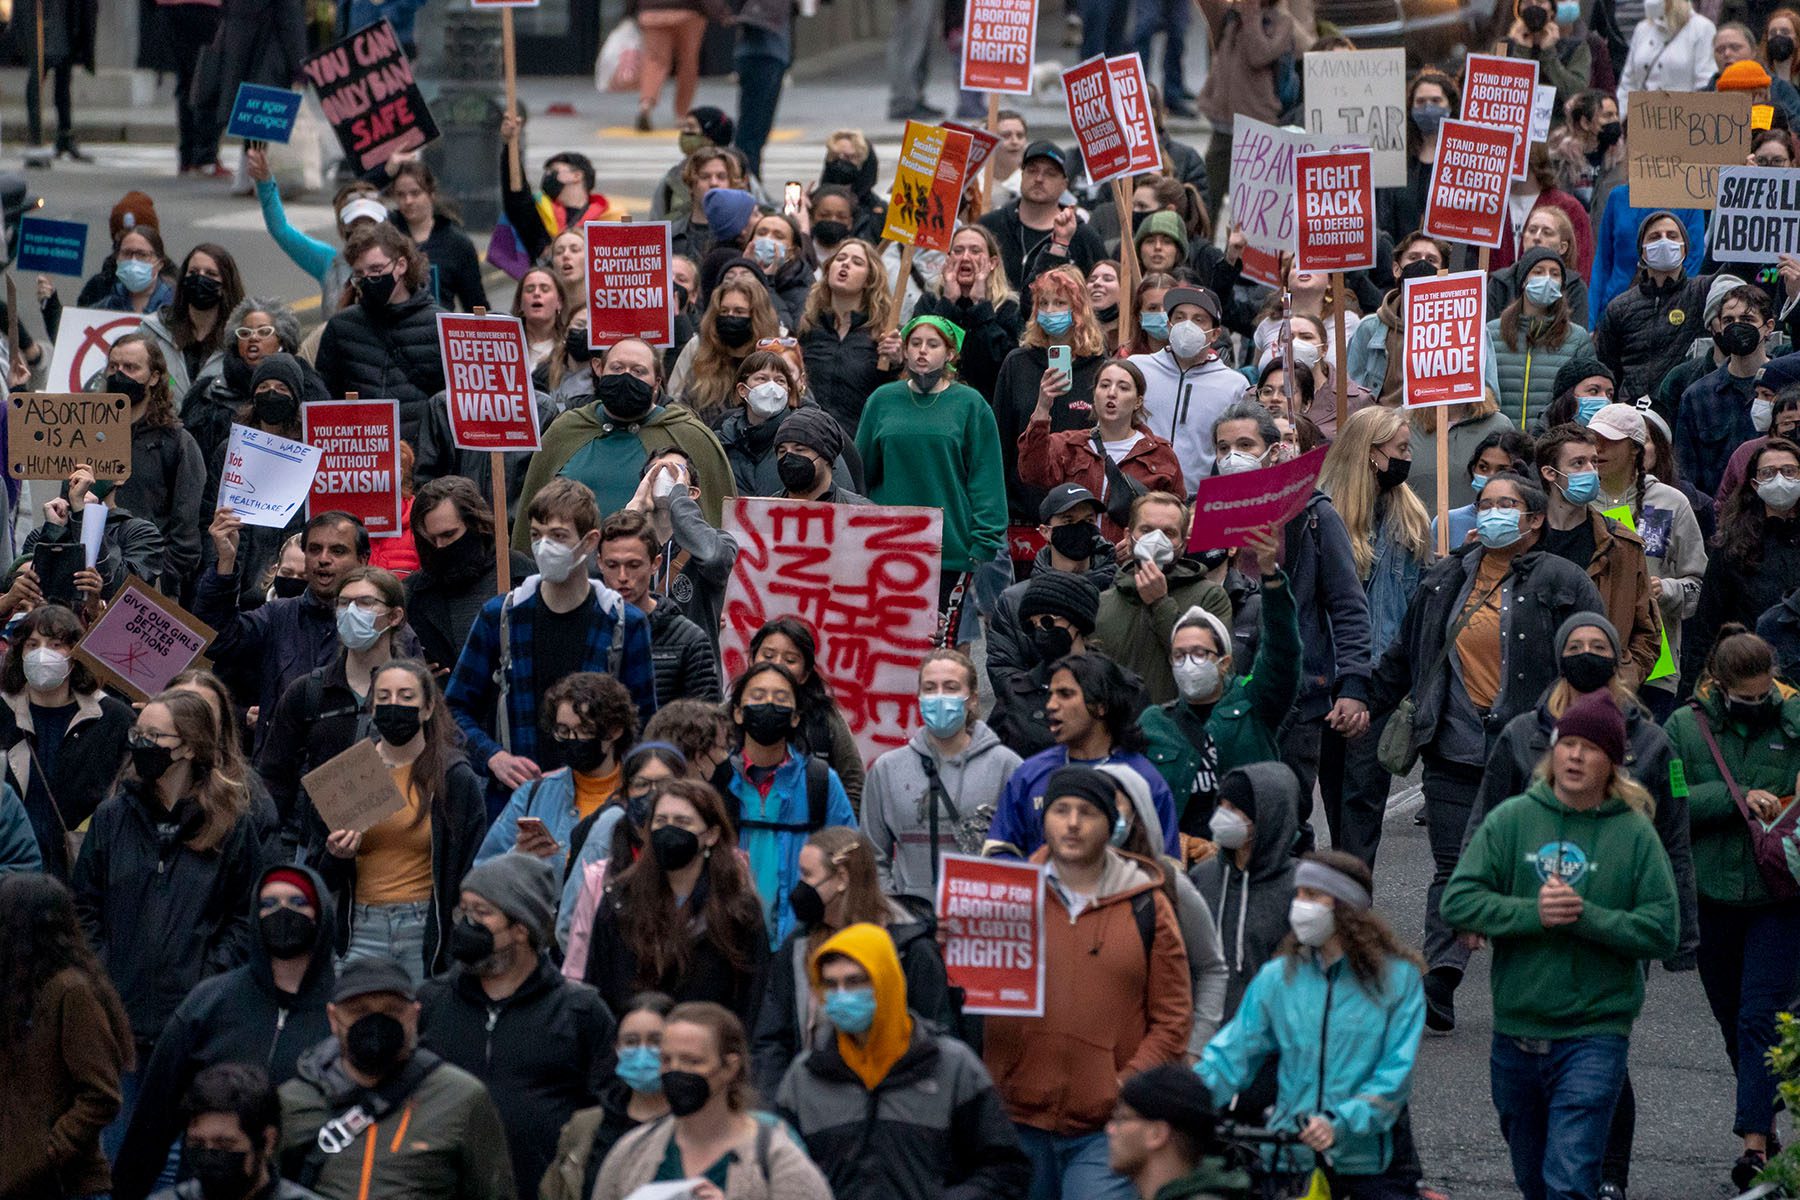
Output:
top-left (1365, 520), bottom-right (1425, 661)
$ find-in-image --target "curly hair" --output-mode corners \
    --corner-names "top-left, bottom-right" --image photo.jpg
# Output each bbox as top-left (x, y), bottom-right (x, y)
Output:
top-left (1022, 265), bottom-right (1107, 358)
top-left (540, 671), bottom-right (639, 763)
top-left (1278, 851), bottom-right (1423, 995)
top-left (0, 872), bottom-right (133, 1059)
top-left (2, 604), bottom-right (100, 695)
top-left (110, 333), bottom-right (180, 429)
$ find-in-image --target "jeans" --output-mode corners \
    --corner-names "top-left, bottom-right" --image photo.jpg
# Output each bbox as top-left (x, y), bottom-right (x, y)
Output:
top-left (887, 0), bottom-right (943, 113)
top-left (1015, 1126), bottom-right (1136, 1200)
top-left (1319, 713), bottom-right (1392, 871)
top-left (1696, 898), bottom-right (1800, 1136)
top-left (733, 46), bottom-right (788, 180)
top-left (342, 899), bottom-right (431, 987)
top-left (1490, 1033), bottom-right (1630, 1200)
top-left (1131, 0), bottom-right (1191, 98)
top-left (165, 3), bottom-right (222, 169)
top-left (1421, 754), bottom-right (1481, 977)
top-left (1079, 0), bottom-right (1131, 59)
top-left (1601, 1070), bottom-right (1636, 1187)
top-left (25, 59), bottom-right (73, 145)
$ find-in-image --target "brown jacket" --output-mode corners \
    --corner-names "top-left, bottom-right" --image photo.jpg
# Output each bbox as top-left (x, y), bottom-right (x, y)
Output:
top-left (983, 847), bottom-right (1193, 1136)
top-left (0, 967), bottom-right (128, 1200)
top-left (1581, 509), bottom-right (1662, 689)
top-left (1197, 0), bottom-right (1298, 127)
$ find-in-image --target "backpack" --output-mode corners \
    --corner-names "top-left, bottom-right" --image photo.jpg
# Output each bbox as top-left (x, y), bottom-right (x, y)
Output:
top-left (736, 757), bottom-right (831, 834)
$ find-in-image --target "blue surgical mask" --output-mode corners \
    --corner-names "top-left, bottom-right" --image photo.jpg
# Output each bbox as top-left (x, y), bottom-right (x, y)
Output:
top-left (1560, 468), bottom-right (1600, 504)
top-left (1523, 276), bottom-right (1563, 307)
top-left (616, 1045), bottom-right (663, 1094)
top-left (822, 986), bottom-right (877, 1034)
top-left (1140, 311), bottom-right (1169, 340)
top-left (751, 236), bottom-right (785, 267)
top-left (1037, 310), bottom-right (1073, 336)
top-left (1577, 396), bottom-right (1608, 427)
top-left (1556, 0), bottom-right (1580, 22)
top-left (117, 259), bottom-right (156, 293)
top-left (919, 693), bottom-right (967, 737)
top-left (1476, 507), bottom-right (1523, 548)
top-left (336, 604), bottom-right (385, 651)
top-left (1470, 473), bottom-right (1490, 493)
top-left (1110, 815), bottom-right (1130, 846)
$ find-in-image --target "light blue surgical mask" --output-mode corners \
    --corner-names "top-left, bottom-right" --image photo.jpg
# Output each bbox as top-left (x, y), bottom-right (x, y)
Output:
top-left (751, 236), bottom-right (785, 267)
top-left (615, 1045), bottom-right (663, 1094)
top-left (1560, 468), bottom-right (1600, 504)
top-left (1470, 473), bottom-right (1490, 493)
top-left (1476, 507), bottom-right (1523, 548)
top-left (117, 259), bottom-right (156, 293)
top-left (1556, 0), bottom-right (1580, 22)
top-left (1037, 309), bottom-right (1073, 336)
top-left (1577, 396), bottom-right (1608, 427)
top-left (919, 693), bottom-right (967, 737)
top-left (822, 986), bottom-right (877, 1034)
top-left (1522, 276), bottom-right (1563, 307)
top-left (336, 604), bottom-right (385, 651)
top-left (1140, 311), bottom-right (1169, 340)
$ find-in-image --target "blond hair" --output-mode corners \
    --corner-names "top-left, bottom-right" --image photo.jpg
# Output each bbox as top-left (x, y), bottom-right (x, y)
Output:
top-left (798, 238), bottom-right (892, 335)
top-left (1319, 406), bottom-right (1431, 576)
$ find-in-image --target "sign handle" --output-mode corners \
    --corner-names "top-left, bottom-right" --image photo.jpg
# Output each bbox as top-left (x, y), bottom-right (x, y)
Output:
top-left (1331, 272), bottom-right (1348, 433)
top-left (502, 8), bottom-right (523, 193)
top-left (1112, 179), bottom-right (1136, 345)
top-left (468, 306), bottom-right (513, 596)
top-left (981, 92), bottom-right (1000, 210)
top-left (6, 274), bottom-right (20, 391)
top-left (1436, 415), bottom-right (1450, 556)
top-left (890, 244), bottom-right (916, 332)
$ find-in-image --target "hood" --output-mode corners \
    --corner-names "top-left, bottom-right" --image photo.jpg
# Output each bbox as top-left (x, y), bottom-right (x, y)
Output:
top-left (506, 572), bottom-right (626, 621)
top-left (809, 923), bottom-right (913, 1090)
top-left (1115, 556), bottom-right (1208, 598)
top-left (1377, 289), bottom-right (1402, 330)
top-left (1635, 208), bottom-right (1686, 253)
top-left (1029, 843), bottom-right (1163, 904)
top-left (1103, 762), bottom-right (1167, 855)
top-left (1689, 675), bottom-right (1800, 735)
top-left (247, 863), bottom-right (336, 999)
top-left (1226, 761), bottom-right (1301, 881)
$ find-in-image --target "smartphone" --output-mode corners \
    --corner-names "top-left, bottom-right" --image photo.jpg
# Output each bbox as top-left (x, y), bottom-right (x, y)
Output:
top-left (1047, 343), bottom-right (1071, 377)
top-left (516, 816), bottom-right (555, 846)
top-left (783, 181), bottom-right (804, 216)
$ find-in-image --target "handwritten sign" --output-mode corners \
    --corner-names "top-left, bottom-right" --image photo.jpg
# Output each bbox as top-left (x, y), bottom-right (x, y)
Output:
top-left (584, 222), bottom-right (674, 349)
top-left (44, 308), bottom-right (140, 394)
top-left (303, 739), bottom-right (407, 834)
top-left (1628, 90), bottom-right (1754, 209)
top-left (16, 217), bottom-right (87, 276)
top-left (937, 853), bottom-right (1046, 1017)
top-left (881, 122), bottom-right (973, 252)
top-left (960, 0), bottom-right (1037, 94)
top-left (721, 499), bottom-right (943, 765)
top-left (1461, 54), bottom-right (1537, 179)
top-left (300, 20), bottom-right (439, 172)
top-left (8, 392), bottom-right (131, 481)
top-left (1294, 147), bottom-right (1376, 273)
top-left (74, 576), bottom-right (213, 702)
top-left (1424, 118), bottom-right (1512, 248)
top-left (1304, 48), bottom-right (1407, 187)
top-left (1530, 83), bottom-right (1557, 144)
top-left (221, 423), bottom-right (324, 528)
top-left (437, 312), bottom-right (541, 452)
top-left (226, 83), bottom-right (303, 143)
top-left (1063, 55), bottom-right (1132, 185)
top-left (304, 399), bottom-right (401, 536)
top-left (1710, 166), bottom-right (1800, 264)
top-left (1228, 116), bottom-right (1333, 256)
top-left (1403, 270), bottom-right (1487, 407)
top-left (1187, 445), bottom-right (1327, 551)
top-left (1106, 54), bottom-right (1162, 176)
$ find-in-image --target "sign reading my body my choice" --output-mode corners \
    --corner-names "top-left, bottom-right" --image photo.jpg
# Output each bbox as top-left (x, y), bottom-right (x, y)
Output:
top-left (226, 83), bottom-right (304, 143)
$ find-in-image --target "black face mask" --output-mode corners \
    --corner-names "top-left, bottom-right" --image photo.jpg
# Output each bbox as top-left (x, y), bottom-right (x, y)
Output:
top-left (740, 701), bottom-right (795, 746)
top-left (107, 372), bottom-right (148, 407)
top-left (715, 315), bottom-right (754, 347)
top-left (708, 756), bottom-right (735, 798)
top-left (661, 1069), bottom-right (713, 1116)
top-left (1374, 455), bottom-right (1412, 491)
top-left (253, 387), bottom-right (299, 428)
top-left (1031, 622), bottom-right (1075, 664)
top-left (259, 907), bottom-right (317, 959)
top-left (1716, 320), bottom-right (1763, 358)
top-left (1560, 651), bottom-right (1617, 694)
top-left (1773, 33), bottom-right (1796, 61)
top-left (777, 452), bottom-right (819, 494)
top-left (1049, 522), bottom-right (1100, 561)
top-left (560, 734), bottom-right (612, 774)
top-left (1596, 120), bottom-right (1624, 150)
top-left (1727, 692), bottom-right (1778, 727)
top-left (595, 371), bottom-right (657, 423)
top-left (185, 273), bottom-right (224, 311)
top-left (448, 917), bottom-right (498, 967)
top-left (650, 824), bottom-right (701, 872)
top-left (131, 742), bottom-right (176, 783)
top-left (821, 158), bottom-right (860, 187)
top-left (911, 367), bottom-right (946, 393)
top-left (187, 1147), bottom-right (255, 1200)
top-left (1094, 303), bottom-right (1120, 325)
top-left (811, 219), bottom-right (850, 248)
top-left (270, 575), bottom-right (307, 600)
top-left (542, 170), bottom-right (574, 199)
top-left (1194, 546), bottom-right (1231, 572)
top-left (372, 703), bottom-right (422, 746)
top-left (1521, 4), bottom-right (1550, 29)
top-left (418, 530), bottom-right (488, 586)
top-left (356, 272), bottom-right (397, 311)
top-left (1399, 259), bottom-right (1440, 282)
top-left (565, 325), bottom-right (593, 363)
top-left (788, 879), bottom-right (826, 926)
top-left (344, 1011), bottom-right (407, 1077)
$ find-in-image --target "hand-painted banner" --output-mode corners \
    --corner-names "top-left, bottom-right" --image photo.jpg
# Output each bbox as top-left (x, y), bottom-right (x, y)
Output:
top-left (721, 499), bottom-right (943, 765)
top-left (584, 221), bottom-right (674, 348)
top-left (1228, 116), bottom-right (1370, 256)
top-left (960, 0), bottom-right (1037, 94)
top-left (300, 20), bottom-right (439, 171)
top-left (1403, 270), bottom-right (1487, 408)
top-left (1187, 445), bottom-right (1327, 551)
top-left (881, 123), bottom-right (973, 251)
top-left (437, 312), bottom-right (541, 452)
top-left (1064, 55), bottom-right (1132, 185)
top-left (937, 853), bottom-right (1046, 1017)
top-left (1461, 53), bottom-right (1537, 179)
top-left (304, 398), bottom-right (402, 536)
top-left (74, 575), bottom-right (214, 703)
top-left (1294, 147), bottom-right (1376, 273)
top-left (1303, 48), bottom-right (1407, 187)
top-left (1423, 118), bottom-right (1512, 248)
top-left (1105, 54), bottom-right (1162, 176)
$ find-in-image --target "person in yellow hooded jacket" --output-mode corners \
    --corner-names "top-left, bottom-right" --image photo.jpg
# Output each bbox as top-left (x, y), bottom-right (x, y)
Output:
top-left (774, 922), bottom-right (1032, 1200)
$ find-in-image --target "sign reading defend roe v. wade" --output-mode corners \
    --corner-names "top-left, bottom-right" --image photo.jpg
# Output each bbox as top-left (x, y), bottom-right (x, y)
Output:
top-left (1403, 270), bottom-right (1487, 408)
top-left (1710, 166), bottom-right (1800, 264)
top-left (437, 312), bottom-right (541, 452)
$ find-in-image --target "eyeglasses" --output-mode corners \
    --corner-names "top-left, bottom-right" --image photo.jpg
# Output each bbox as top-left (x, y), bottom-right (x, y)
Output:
top-left (552, 726), bottom-right (598, 742)
top-left (1755, 156), bottom-right (1792, 168)
top-left (755, 337), bottom-right (798, 349)
top-left (1755, 465), bottom-right (1800, 482)
top-left (334, 595), bottom-right (389, 612)
top-left (355, 261), bottom-right (395, 280)
top-left (235, 325), bottom-right (277, 341)
top-left (128, 729), bottom-right (180, 749)
top-left (1173, 651), bottom-right (1221, 666)
top-left (1476, 498), bottom-right (1526, 511)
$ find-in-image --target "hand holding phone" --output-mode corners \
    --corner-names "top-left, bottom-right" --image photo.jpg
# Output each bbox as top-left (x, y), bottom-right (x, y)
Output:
top-left (515, 816), bottom-right (560, 859)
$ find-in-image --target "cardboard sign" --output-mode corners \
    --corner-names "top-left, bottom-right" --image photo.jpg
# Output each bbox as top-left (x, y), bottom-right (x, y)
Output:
top-left (959, 0), bottom-right (1036, 94)
top-left (1187, 445), bottom-right (1327, 551)
top-left (1106, 54), bottom-right (1162, 176)
top-left (437, 312), bottom-right (542, 451)
top-left (300, 20), bottom-right (439, 172)
top-left (1628, 90), bottom-right (1755, 209)
top-left (1294, 148), bottom-right (1376, 273)
top-left (1063, 56), bottom-right (1132, 185)
top-left (1228, 116), bottom-right (1333, 256)
top-left (1402, 270), bottom-right (1487, 407)
top-left (304, 399), bottom-right (402, 536)
top-left (1529, 83), bottom-right (1557, 145)
top-left (1461, 54), bottom-right (1537, 179)
top-left (220, 423), bottom-right (324, 528)
top-left (45, 308), bottom-right (140, 394)
top-left (226, 83), bottom-right (304, 143)
top-left (944, 120), bottom-right (1003, 181)
top-left (16, 216), bottom-right (87, 276)
top-left (881, 122), bottom-right (973, 252)
top-left (583, 222), bottom-right (674, 350)
top-left (721, 499), bottom-right (943, 765)
top-left (8, 392), bottom-right (132, 481)
top-left (1709, 166), bottom-right (1800, 264)
top-left (303, 739), bottom-right (408, 835)
top-left (74, 576), bottom-right (213, 702)
top-left (1423, 119), bottom-right (1512, 248)
top-left (1304, 48), bottom-right (1407, 188)
top-left (937, 854), bottom-right (1046, 1017)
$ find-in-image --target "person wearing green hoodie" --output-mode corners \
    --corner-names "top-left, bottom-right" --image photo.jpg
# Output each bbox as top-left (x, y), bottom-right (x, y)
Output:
top-left (1441, 690), bottom-right (1678, 1200)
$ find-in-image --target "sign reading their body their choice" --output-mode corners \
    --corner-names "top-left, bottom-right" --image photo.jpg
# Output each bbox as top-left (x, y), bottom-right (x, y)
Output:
top-left (1423, 119), bottom-right (1512, 248)
top-left (937, 854), bottom-right (1046, 1017)
top-left (17, 216), bottom-right (87, 276)
top-left (1105, 54), bottom-right (1162, 176)
top-left (1460, 54), bottom-right (1537, 179)
top-left (1187, 446), bottom-right (1328, 551)
top-left (74, 576), bottom-right (214, 702)
top-left (1063, 55), bottom-right (1133, 185)
top-left (882, 123), bottom-right (973, 252)
top-left (220, 423), bottom-right (324, 528)
top-left (303, 740), bottom-right (407, 834)
top-left (304, 399), bottom-right (402, 536)
top-left (721, 499), bottom-right (943, 765)
top-left (584, 222), bottom-right (674, 348)
top-left (959, 0), bottom-right (1037, 94)
top-left (1711, 166), bottom-right (1800, 263)
top-left (1294, 148), bottom-right (1376, 273)
top-left (226, 83), bottom-right (304, 143)
top-left (45, 308), bottom-right (140, 394)
top-left (8, 392), bottom-right (131, 481)
top-left (1303, 48), bottom-right (1406, 187)
top-left (1403, 270), bottom-right (1488, 407)
top-left (300, 19), bottom-right (439, 171)
top-left (437, 312), bottom-right (542, 452)
top-left (1628, 90), bottom-right (1754, 209)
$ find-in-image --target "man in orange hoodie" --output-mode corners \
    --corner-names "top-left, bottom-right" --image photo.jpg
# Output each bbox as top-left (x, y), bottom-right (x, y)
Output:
top-left (983, 765), bottom-right (1193, 1200)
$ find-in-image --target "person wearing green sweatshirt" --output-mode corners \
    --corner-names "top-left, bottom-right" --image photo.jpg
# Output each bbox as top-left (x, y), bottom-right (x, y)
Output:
top-left (855, 315), bottom-right (1008, 646)
top-left (1442, 689), bottom-right (1678, 1200)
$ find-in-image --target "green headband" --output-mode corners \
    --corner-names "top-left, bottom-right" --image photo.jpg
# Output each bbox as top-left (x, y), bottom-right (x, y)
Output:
top-left (901, 315), bottom-right (965, 355)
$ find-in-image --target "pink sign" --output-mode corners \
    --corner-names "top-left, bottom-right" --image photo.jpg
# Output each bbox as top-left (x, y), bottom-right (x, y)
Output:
top-left (1186, 446), bottom-right (1328, 551)
top-left (74, 575), bottom-right (215, 702)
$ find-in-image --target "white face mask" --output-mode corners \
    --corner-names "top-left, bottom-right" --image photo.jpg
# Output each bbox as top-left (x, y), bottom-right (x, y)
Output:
top-left (1167, 320), bottom-right (1212, 359)
top-left (1291, 340), bottom-right (1322, 369)
top-left (1754, 397), bottom-right (1775, 434)
top-left (745, 381), bottom-right (789, 418)
top-left (1757, 474), bottom-right (1800, 511)
top-left (652, 470), bottom-right (681, 500)
top-left (23, 647), bottom-right (70, 690)
top-left (532, 537), bottom-right (586, 584)
top-left (1218, 450), bottom-right (1266, 476)
top-left (1209, 806), bottom-right (1250, 849)
top-left (1133, 529), bottom-right (1177, 568)
top-left (1643, 0), bottom-right (1665, 19)
top-left (1642, 237), bottom-right (1684, 271)
top-left (1172, 655), bottom-right (1222, 703)
top-left (1289, 897), bottom-right (1336, 947)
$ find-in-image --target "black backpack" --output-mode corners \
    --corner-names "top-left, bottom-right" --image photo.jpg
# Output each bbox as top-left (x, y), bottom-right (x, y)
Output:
top-left (736, 757), bottom-right (831, 834)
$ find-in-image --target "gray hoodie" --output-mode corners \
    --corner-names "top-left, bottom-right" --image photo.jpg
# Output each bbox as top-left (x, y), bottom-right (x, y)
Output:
top-left (863, 720), bottom-right (1023, 900)
top-left (1187, 761), bottom-right (1301, 1018)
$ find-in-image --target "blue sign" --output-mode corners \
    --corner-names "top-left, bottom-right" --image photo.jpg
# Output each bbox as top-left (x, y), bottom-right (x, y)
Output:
top-left (16, 216), bottom-right (87, 276)
top-left (226, 83), bottom-right (303, 144)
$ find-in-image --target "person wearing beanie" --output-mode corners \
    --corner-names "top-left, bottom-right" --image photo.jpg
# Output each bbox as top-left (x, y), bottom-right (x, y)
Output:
top-left (988, 484), bottom-right (1119, 701)
top-left (989, 568), bottom-right (1104, 756)
top-left (1593, 208), bottom-right (1713, 399)
top-left (419, 853), bottom-right (618, 1200)
top-left (701, 189), bottom-right (759, 250)
top-left (1548, 355), bottom-right (1615, 423)
top-left (775, 406), bottom-right (868, 505)
top-left (650, 106), bottom-right (739, 222)
top-left (1109, 1065), bottom-right (1251, 1200)
top-left (1134, 211), bottom-right (1191, 275)
top-left (1676, 284), bottom-right (1780, 496)
top-left (1489, 246), bottom-right (1595, 433)
top-left (1442, 687), bottom-right (1677, 1200)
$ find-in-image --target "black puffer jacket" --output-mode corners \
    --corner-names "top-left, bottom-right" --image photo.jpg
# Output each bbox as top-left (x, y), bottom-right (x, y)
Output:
top-left (255, 652), bottom-right (367, 846)
top-left (718, 403), bottom-right (859, 498)
top-left (986, 549), bottom-right (1118, 696)
top-left (799, 312), bottom-right (892, 438)
top-left (1594, 266), bottom-right (1713, 403)
top-left (117, 420), bottom-right (206, 591)
top-left (314, 291), bottom-right (447, 445)
top-left (908, 293), bottom-right (1023, 404)
top-left (648, 597), bottom-right (721, 703)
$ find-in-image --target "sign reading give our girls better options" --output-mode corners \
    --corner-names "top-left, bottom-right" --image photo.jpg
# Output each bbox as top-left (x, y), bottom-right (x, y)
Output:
top-left (437, 313), bottom-right (541, 452)
top-left (1294, 148), bottom-right (1375, 273)
top-left (585, 222), bottom-right (674, 349)
top-left (1403, 271), bottom-right (1488, 407)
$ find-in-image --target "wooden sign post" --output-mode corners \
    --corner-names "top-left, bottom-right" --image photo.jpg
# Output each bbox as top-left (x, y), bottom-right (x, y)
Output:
top-left (470, 307), bottom-right (513, 594)
top-left (502, 11), bottom-right (523, 191)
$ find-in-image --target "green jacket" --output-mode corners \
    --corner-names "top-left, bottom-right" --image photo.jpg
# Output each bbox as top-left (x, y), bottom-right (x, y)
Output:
top-left (1151, 1161), bottom-right (1254, 1200)
top-left (1094, 560), bottom-right (1233, 705)
top-left (1662, 681), bottom-right (1800, 906)
top-left (1140, 570), bottom-right (1302, 816)
top-left (1441, 779), bottom-right (1678, 1040)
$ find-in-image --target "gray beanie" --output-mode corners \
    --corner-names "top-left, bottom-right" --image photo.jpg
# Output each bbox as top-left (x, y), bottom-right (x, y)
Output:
top-left (1553, 610), bottom-right (1621, 659)
top-left (461, 853), bottom-right (558, 947)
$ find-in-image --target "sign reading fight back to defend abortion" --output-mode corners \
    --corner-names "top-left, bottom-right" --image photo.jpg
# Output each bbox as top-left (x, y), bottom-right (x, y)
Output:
top-left (1063, 55), bottom-right (1132, 184)
top-left (1294, 148), bottom-right (1376, 273)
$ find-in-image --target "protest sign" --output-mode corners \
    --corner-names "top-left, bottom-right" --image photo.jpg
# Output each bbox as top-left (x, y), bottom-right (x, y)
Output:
top-left (1423, 119), bottom-right (1511, 248)
top-left (721, 499), bottom-right (943, 764)
top-left (1461, 54), bottom-right (1537, 178)
top-left (1239, 245), bottom-right (1282, 288)
top-left (300, 20), bottom-right (439, 172)
top-left (1294, 148), bottom-right (1376, 273)
top-left (17, 216), bottom-right (87, 276)
top-left (944, 120), bottom-right (1003, 181)
top-left (584, 222), bottom-right (673, 349)
top-left (220, 423), bottom-right (324, 528)
top-left (1530, 83), bottom-right (1556, 144)
top-left (437, 312), bottom-right (541, 451)
top-left (8, 392), bottom-right (131, 481)
top-left (1709, 166), bottom-right (1800, 264)
top-left (1303, 48), bottom-right (1405, 187)
top-left (1602, 504), bottom-right (1676, 682)
top-left (45, 308), bottom-right (140, 394)
top-left (1106, 54), bottom-right (1162, 176)
top-left (1403, 270), bottom-right (1487, 407)
top-left (1226, 117), bottom-right (1369, 256)
top-left (1063, 55), bottom-right (1132, 185)
top-left (1187, 446), bottom-right (1328, 551)
top-left (303, 740), bottom-right (408, 834)
top-left (881, 122), bottom-right (973, 252)
top-left (304, 399), bottom-right (401, 536)
top-left (74, 576), bottom-right (213, 702)
top-left (226, 83), bottom-right (304, 143)
top-left (937, 853), bottom-right (1046, 1017)
top-left (1628, 90), bottom-right (1754, 209)
top-left (960, 0), bottom-right (1036, 93)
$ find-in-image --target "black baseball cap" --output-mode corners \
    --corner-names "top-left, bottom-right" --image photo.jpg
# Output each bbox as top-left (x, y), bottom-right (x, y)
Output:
top-left (333, 956), bottom-right (417, 1004)
top-left (1163, 286), bottom-right (1222, 322)
top-left (1023, 140), bottom-right (1067, 171)
top-left (1040, 483), bottom-right (1101, 522)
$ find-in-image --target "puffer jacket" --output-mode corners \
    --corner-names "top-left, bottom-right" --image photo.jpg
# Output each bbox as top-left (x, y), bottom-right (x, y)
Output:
top-left (1594, 231), bottom-right (1713, 403)
top-left (314, 290), bottom-right (448, 445)
top-left (1188, 762), bottom-right (1301, 1014)
top-left (986, 549), bottom-right (1118, 695)
top-left (1486, 316), bottom-right (1594, 434)
top-left (799, 311), bottom-right (893, 438)
top-left (1282, 491), bottom-right (1373, 719)
top-left (863, 721), bottom-right (1023, 900)
top-left (138, 309), bottom-right (225, 400)
top-left (0, 687), bottom-right (132, 881)
top-left (647, 597), bottom-right (722, 703)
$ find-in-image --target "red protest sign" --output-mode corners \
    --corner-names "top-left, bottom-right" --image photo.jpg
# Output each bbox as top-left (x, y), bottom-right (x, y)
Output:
top-left (436, 312), bottom-right (541, 453)
top-left (960, 0), bottom-right (1037, 94)
top-left (937, 853), bottom-right (1046, 1017)
top-left (1063, 55), bottom-right (1132, 185)
top-left (1461, 54), bottom-right (1537, 180)
top-left (1294, 148), bottom-right (1376, 273)
top-left (1423, 119), bottom-right (1512, 248)
top-left (881, 123), bottom-right (973, 252)
top-left (304, 398), bottom-right (402, 537)
top-left (1106, 54), bottom-right (1162, 176)
top-left (1187, 446), bottom-right (1328, 551)
top-left (944, 120), bottom-right (1003, 182)
top-left (1403, 270), bottom-right (1487, 407)
top-left (585, 221), bottom-right (674, 349)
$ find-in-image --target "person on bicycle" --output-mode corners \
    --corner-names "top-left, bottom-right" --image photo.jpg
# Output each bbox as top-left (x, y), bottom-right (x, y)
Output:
top-left (1107, 1065), bottom-right (1252, 1200)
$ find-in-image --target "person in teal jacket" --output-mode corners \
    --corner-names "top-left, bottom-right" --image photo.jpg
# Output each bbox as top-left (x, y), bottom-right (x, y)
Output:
top-left (1196, 850), bottom-right (1424, 1190)
top-left (1442, 690), bottom-right (1678, 1200)
top-left (1487, 246), bottom-right (1594, 435)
